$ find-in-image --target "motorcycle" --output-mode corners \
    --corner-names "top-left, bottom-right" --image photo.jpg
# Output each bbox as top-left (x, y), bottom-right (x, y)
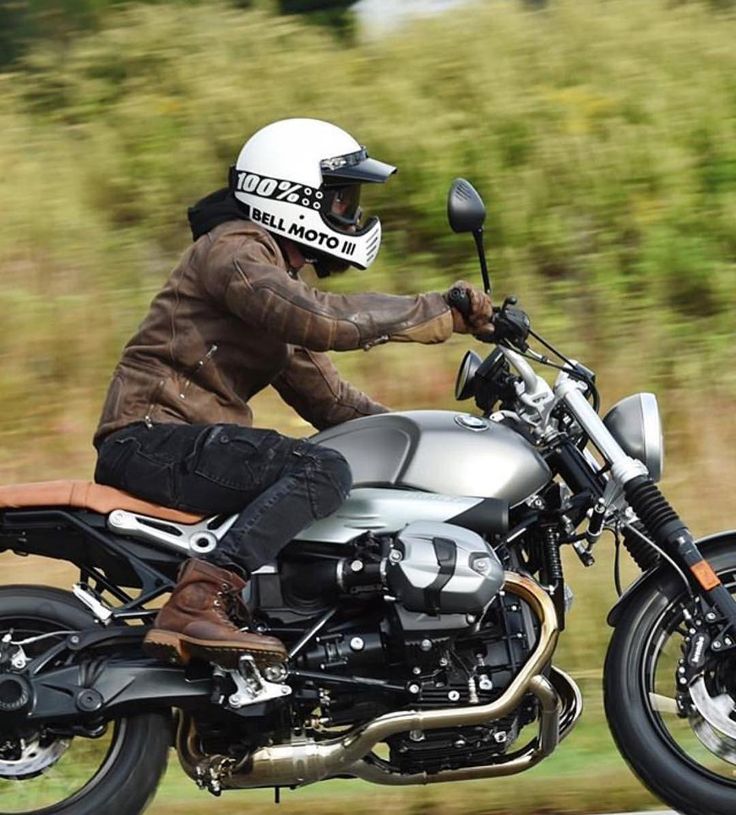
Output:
top-left (0, 179), bottom-right (735, 815)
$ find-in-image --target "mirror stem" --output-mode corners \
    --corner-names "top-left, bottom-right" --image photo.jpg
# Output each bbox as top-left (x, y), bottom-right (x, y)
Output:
top-left (473, 228), bottom-right (492, 295)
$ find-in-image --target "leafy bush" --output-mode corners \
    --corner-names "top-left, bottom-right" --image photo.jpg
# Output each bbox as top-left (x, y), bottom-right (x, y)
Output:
top-left (0, 0), bottom-right (735, 470)
top-left (0, 0), bottom-right (351, 69)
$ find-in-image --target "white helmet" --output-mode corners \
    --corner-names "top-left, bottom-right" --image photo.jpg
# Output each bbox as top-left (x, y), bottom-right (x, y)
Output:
top-left (231, 118), bottom-right (396, 274)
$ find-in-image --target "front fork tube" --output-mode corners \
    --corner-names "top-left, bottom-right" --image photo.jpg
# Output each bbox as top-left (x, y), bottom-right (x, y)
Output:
top-left (675, 536), bottom-right (736, 627)
top-left (624, 475), bottom-right (736, 628)
top-left (558, 381), bottom-right (736, 627)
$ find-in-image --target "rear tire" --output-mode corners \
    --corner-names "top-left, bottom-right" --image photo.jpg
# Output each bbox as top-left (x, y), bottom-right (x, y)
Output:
top-left (0, 586), bottom-right (170, 815)
top-left (605, 544), bottom-right (736, 815)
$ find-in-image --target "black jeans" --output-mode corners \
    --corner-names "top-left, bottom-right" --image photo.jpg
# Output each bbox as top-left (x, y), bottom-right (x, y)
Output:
top-left (94, 423), bottom-right (352, 573)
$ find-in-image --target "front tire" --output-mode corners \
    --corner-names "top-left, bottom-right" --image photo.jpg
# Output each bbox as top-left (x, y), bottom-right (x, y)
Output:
top-left (0, 586), bottom-right (170, 815)
top-left (605, 544), bottom-right (736, 815)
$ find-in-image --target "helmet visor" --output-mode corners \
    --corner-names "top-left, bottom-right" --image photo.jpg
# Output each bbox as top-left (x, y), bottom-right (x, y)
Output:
top-left (321, 148), bottom-right (397, 184)
top-left (322, 184), bottom-right (363, 231)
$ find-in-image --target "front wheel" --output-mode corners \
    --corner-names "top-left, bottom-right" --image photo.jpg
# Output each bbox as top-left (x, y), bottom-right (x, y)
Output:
top-left (0, 586), bottom-right (170, 815)
top-left (605, 543), bottom-right (736, 815)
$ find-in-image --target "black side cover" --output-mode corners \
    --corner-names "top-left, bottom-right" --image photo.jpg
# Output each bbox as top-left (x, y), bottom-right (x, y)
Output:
top-left (423, 537), bottom-right (457, 614)
top-left (448, 498), bottom-right (509, 536)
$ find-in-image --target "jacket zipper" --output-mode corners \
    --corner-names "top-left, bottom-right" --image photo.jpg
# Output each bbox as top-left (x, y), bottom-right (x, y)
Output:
top-left (179, 344), bottom-right (219, 399)
top-left (143, 344), bottom-right (219, 426)
top-left (144, 378), bottom-right (167, 428)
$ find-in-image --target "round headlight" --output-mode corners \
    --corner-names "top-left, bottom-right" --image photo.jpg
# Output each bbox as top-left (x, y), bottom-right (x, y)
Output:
top-left (602, 393), bottom-right (664, 482)
top-left (455, 350), bottom-right (482, 401)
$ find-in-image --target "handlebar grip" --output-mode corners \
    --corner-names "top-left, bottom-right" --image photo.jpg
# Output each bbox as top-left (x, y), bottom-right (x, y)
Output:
top-left (447, 286), bottom-right (472, 318)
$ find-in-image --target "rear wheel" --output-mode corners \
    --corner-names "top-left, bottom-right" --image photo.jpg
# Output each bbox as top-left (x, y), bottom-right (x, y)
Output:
top-left (605, 544), bottom-right (736, 815)
top-left (0, 586), bottom-right (170, 815)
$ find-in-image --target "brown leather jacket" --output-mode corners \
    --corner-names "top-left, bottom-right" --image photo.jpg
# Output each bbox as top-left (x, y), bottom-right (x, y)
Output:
top-left (94, 221), bottom-right (453, 446)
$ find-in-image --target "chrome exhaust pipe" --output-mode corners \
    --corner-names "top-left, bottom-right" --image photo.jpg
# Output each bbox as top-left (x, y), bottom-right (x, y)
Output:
top-left (347, 673), bottom-right (560, 785)
top-left (176, 571), bottom-right (559, 789)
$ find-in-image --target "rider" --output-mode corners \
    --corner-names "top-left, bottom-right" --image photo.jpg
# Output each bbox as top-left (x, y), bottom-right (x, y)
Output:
top-left (93, 118), bottom-right (494, 667)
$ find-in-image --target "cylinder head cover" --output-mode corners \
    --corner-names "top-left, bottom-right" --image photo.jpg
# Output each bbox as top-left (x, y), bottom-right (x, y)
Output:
top-left (387, 521), bottom-right (504, 615)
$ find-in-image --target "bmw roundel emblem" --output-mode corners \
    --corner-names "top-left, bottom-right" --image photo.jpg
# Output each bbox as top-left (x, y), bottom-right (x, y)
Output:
top-left (454, 414), bottom-right (489, 432)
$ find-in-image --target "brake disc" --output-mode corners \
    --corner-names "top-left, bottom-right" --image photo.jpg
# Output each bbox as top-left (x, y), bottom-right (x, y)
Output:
top-left (688, 676), bottom-right (736, 764)
top-left (0, 736), bottom-right (70, 779)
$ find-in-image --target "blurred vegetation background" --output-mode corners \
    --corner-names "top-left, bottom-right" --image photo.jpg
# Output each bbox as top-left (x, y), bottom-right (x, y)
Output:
top-left (1, 0), bottom-right (736, 812)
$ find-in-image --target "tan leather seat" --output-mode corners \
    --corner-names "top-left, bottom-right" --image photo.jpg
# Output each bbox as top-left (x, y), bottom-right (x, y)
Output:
top-left (0, 480), bottom-right (204, 524)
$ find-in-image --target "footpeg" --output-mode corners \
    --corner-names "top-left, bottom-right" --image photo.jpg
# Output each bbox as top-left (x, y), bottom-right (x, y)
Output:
top-left (221, 655), bottom-right (291, 710)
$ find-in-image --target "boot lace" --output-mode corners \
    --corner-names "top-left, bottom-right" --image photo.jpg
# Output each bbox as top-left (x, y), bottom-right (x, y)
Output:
top-left (214, 586), bottom-right (250, 629)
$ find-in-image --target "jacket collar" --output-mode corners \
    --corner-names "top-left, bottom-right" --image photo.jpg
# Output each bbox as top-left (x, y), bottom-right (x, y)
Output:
top-left (187, 188), bottom-right (305, 273)
top-left (187, 188), bottom-right (244, 241)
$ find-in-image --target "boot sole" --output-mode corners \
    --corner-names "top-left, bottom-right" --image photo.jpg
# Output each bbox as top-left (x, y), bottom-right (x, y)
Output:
top-left (143, 629), bottom-right (286, 670)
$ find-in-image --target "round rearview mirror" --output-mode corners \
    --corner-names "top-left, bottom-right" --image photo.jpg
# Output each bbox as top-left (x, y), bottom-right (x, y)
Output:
top-left (455, 350), bottom-right (483, 401)
top-left (447, 178), bottom-right (486, 234)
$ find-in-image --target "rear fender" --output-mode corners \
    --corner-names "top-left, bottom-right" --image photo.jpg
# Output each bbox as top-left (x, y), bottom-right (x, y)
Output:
top-left (607, 530), bottom-right (736, 627)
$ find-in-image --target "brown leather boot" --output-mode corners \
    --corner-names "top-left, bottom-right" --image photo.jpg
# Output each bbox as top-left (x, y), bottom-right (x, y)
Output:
top-left (143, 558), bottom-right (287, 668)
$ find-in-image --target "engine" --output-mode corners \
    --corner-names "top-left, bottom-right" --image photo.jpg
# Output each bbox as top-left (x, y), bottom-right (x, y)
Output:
top-left (392, 583), bottom-right (539, 770)
top-left (270, 521), bottom-right (505, 618)
top-left (247, 522), bottom-right (538, 770)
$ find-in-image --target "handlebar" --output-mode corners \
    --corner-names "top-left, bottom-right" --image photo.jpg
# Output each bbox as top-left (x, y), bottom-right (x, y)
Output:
top-left (499, 346), bottom-right (540, 395)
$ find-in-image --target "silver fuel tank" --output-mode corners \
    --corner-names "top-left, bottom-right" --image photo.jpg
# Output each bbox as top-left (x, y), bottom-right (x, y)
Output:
top-left (312, 410), bottom-right (551, 506)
